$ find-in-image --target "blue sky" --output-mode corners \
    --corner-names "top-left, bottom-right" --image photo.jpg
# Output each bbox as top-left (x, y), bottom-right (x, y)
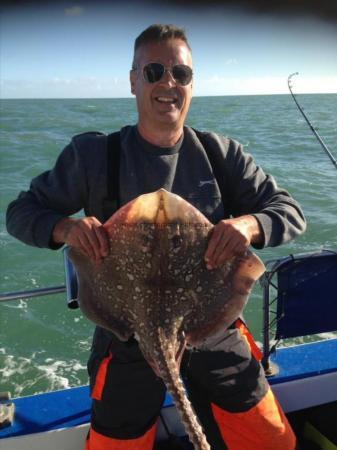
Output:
top-left (1, 1), bottom-right (337, 98)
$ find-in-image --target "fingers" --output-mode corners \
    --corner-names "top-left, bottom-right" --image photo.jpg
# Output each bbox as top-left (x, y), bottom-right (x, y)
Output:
top-left (61, 217), bottom-right (110, 262)
top-left (204, 224), bottom-right (230, 266)
top-left (77, 231), bottom-right (98, 261)
top-left (78, 225), bottom-right (102, 261)
top-left (205, 219), bottom-right (251, 269)
top-left (94, 225), bottom-right (110, 257)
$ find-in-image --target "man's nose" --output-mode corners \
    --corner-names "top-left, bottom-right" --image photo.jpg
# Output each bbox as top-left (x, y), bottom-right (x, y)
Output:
top-left (160, 69), bottom-right (176, 86)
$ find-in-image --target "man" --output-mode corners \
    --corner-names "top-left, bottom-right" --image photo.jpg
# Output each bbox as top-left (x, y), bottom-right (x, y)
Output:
top-left (7, 24), bottom-right (306, 450)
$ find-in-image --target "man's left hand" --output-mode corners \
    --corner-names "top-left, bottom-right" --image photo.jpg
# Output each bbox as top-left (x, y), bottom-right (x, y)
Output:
top-left (204, 215), bottom-right (263, 269)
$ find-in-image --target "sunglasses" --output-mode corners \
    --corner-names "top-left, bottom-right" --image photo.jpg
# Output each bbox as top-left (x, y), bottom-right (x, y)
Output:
top-left (139, 63), bottom-right (193, 86)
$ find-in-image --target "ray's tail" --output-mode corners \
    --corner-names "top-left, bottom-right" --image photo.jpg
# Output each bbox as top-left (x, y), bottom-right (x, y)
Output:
top-left (156, 328), bottom-right (211, 450)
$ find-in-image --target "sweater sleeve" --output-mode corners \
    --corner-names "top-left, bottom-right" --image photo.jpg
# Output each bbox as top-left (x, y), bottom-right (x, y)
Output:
top-left (6, 139), bottom-right (89, 249)
top-left (223, 137), bottom-right (306, 248)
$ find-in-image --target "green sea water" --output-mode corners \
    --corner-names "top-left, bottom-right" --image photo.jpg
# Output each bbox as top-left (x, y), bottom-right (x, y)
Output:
top-left (0, 94), bottom-right (336, 397)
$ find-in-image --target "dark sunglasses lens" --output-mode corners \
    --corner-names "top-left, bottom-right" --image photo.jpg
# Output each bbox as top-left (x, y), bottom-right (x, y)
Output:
top-left (172, 65), bottom-right (193, 86)
top-left (143, 63), bottom-right (192, 85)
top-left (143, 63), bottom-right (164, 83)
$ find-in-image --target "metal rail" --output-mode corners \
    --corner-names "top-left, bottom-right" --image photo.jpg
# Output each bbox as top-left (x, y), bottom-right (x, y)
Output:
top-left (1, 249), bottom-right (79, 308)
top-left (0, 285), bottom-right (66, 302)
top-left (288, 72), bottom-right (337, 170)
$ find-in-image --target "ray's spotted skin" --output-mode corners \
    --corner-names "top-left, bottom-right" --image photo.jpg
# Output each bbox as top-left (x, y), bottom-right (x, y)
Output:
top-left (69, 189), bottom-right (265, 450)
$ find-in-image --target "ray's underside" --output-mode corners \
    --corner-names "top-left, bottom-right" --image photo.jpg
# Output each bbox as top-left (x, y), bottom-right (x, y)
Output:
top-left (69, 189), bottom-right (265, 450)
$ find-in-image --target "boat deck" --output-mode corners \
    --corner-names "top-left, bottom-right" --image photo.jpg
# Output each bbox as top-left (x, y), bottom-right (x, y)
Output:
top-left (269, 338), bottom-right (337, 412)
top-left (269, 337), bottom-right (337, 383)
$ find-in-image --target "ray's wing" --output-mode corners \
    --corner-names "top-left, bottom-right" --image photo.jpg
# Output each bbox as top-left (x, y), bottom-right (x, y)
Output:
top-left (183, 249), bottom-right (265, 345)
top-left (69, 247), bottom-right (134, 341)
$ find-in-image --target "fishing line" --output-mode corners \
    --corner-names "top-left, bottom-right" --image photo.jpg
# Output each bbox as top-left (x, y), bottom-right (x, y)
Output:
top-left (287, 72), bottom-right (337, 170)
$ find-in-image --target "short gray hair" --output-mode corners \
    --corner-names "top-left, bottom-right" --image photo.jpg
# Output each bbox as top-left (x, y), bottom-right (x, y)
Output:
top-left (132, 24), bottom-right (191, 69)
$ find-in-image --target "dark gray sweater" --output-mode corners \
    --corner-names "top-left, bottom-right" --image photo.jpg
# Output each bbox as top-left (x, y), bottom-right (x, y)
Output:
top-left (6, 126), bottom-right (306, 249)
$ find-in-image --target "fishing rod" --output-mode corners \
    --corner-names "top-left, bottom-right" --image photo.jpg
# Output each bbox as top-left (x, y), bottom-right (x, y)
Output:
top-left (287, 72), bottom-right (337, 170)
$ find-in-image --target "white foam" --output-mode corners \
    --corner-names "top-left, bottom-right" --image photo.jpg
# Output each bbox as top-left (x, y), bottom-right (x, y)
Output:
top-left (3, 299), bottom-right (28, 310)
top-left (78, 340), bottom-right (91, 352)
top-left (0, 348), bottom-right (87, 397)
top-left (316, 332), bottom-right (337, 340)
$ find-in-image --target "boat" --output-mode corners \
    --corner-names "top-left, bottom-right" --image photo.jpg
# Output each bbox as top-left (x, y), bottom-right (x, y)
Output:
top-left (1, 248), bottom-right (337, 450)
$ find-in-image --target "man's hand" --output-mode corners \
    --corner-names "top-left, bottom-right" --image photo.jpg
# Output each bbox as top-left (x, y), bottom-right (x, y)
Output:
top-left (52, 217), bottom-right (109, 263)
top-left (204, 215), bottom-right (263, 269)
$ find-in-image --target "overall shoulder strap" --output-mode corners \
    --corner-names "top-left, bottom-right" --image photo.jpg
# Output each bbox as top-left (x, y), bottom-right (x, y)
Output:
top-left (106, 131), bottom-right (121, 208)
top-left (193, 128), bottom-right (231, 213)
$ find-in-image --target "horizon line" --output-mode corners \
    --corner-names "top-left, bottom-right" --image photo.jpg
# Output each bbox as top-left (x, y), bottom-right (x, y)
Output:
top-left (2, 91), bottom-right (337, 101)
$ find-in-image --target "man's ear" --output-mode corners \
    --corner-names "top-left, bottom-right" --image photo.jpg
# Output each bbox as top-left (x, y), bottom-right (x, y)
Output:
top-left (130, 70), bottom-right (136, 95)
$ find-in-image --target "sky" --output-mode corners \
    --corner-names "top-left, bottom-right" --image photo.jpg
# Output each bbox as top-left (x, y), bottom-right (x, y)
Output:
top-left (1, 1), bottom-right (337, 99)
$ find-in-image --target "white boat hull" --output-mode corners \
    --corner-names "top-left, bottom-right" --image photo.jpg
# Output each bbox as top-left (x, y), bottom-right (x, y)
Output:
top-left (0, 423), bottom-right (89, 450)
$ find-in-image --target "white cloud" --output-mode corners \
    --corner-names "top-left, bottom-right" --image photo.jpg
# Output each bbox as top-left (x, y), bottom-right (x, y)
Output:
top-left (225, 58), bottom-right (238, 65)
top-left (1, 77), bottom-right (132, 99)
top-left (194, 75), bottom-right (337, 96)
top-left (2, 75), bottom-right (336, 99)
top-left (289, 76), bottom-right (337, 94)
top-left (64, 6), bottom-right (84, 17)
top-left (52, 77), bottom-right (72, 85)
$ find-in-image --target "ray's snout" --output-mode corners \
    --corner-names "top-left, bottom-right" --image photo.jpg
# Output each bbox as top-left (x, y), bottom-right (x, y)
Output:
top-left (121, 189), bottom-right (209, 226)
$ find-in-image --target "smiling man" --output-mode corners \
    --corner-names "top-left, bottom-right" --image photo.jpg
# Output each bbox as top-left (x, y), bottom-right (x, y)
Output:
top-left (7, 24), bottom-right (306, 449)
top-left (130, 37), bottom-right (193, 146)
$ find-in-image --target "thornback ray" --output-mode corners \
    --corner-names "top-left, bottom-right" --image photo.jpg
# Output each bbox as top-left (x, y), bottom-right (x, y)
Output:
top-left (69, 189), bottom-right (265, 450)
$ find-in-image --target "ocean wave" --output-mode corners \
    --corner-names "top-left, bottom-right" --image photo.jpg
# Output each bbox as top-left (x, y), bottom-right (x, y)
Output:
top-left (0, 348), bottom-right (88, 397)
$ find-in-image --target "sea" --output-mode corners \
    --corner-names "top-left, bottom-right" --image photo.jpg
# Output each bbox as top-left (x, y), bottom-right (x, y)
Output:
top-left (1, 94), bottom-right (336, 398)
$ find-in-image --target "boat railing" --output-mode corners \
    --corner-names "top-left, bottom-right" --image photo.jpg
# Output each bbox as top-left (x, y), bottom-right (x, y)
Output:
top-left (0, 285), bottom-right (66, 302)
top-left (0, 247), bottom-right (78, 308)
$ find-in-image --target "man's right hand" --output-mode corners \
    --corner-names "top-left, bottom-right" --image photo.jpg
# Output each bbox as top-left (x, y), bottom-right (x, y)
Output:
top-left (52, 217), bottom-right (109, 262)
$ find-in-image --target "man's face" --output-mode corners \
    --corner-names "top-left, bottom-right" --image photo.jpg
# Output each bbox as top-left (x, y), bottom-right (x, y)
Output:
top-left (130, 39), bottom-right (193, 133)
